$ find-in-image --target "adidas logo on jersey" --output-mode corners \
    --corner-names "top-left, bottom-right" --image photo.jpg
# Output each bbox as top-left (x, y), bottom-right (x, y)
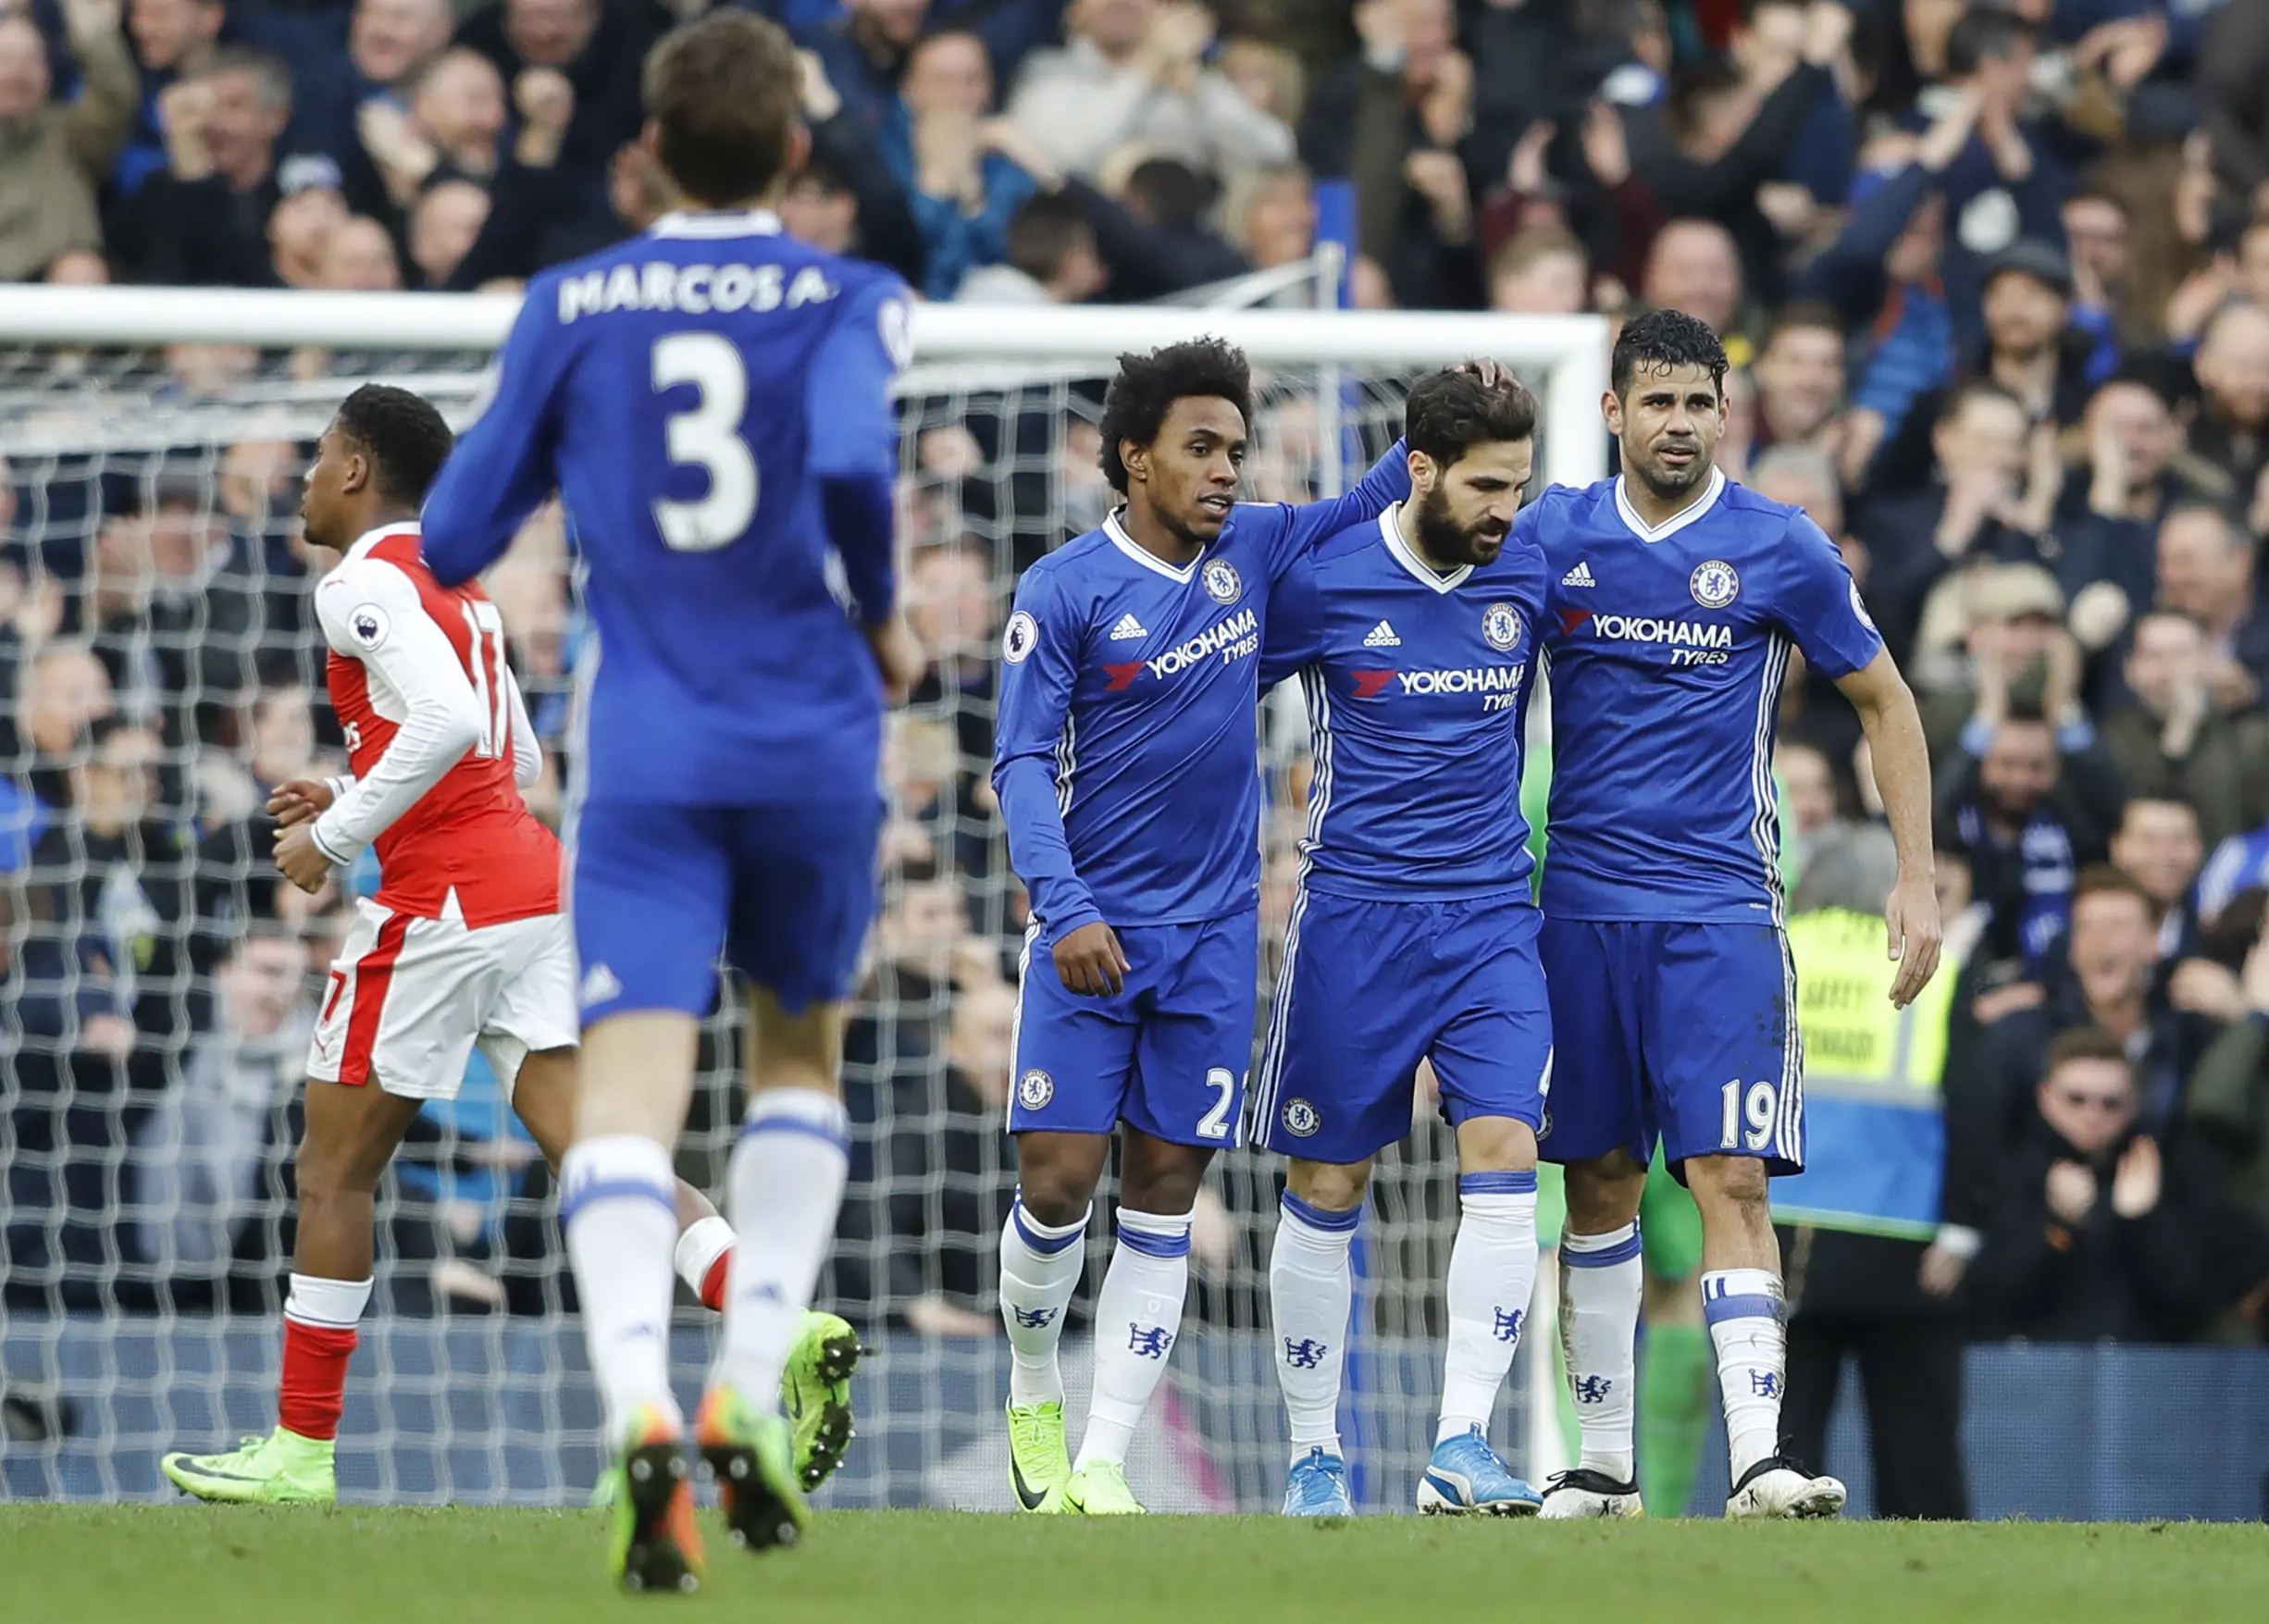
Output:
top-left (579, 963), bottom-right (624, 1008)
top-left (1363, 620), bottom-right (1401, 647)
top-left (1562, 562), bottom-right (1596, 588)
top-left (1109, 613), bottom-right (1148, 641)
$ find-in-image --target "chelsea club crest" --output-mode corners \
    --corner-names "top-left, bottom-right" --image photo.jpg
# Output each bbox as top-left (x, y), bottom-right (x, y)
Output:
top-left (1482, 602), bottom-right (1524, 651)
top-left (1689, 560), bottom-right (1741, 610)
top-left (1281, 1097), bottom-right (1320, 1137)
top-left (1202, 558), bottom-right (1242, 604)
top-left (1018, 1069), bottom-right (1054, 1110)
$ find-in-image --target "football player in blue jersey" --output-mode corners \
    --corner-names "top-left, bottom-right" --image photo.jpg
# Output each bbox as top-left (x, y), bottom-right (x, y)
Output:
top-left (990, 340), bottom-right (1433, 1516)
top-left (1524, 309), bottom-right (1941, 1520)
top-left (420, 12), bottom-right (919, 1591)
top-left (1252, 366), bottom-right (1553, 1519)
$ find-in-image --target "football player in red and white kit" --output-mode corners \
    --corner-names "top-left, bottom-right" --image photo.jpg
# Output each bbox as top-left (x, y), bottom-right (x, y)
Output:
top-left (163, 386), bottom-right (857, 1506)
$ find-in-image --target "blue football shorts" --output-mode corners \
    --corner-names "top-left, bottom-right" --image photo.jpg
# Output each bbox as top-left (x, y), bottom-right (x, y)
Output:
top-left (1535, 917), bottom-right (1803, 1179)
top-left (1008, 909), bottom-right (1258, 1149)
top-left (572, 795), bottom-right (883, 1023)
top-left (1250, 889), bottom-right (1551, 1163)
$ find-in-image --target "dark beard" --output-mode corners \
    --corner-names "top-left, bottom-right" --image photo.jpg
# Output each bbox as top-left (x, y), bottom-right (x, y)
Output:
top-left (1412, 485), bottom-right (1500, 568)
top-left (1630, 448), bottom-right (1707, 500)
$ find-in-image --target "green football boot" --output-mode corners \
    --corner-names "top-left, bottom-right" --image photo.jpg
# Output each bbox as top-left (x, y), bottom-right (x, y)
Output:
top-left (605, 1404), bottom-right (704, 1595)
top-left (162, 1428), bottom-right (337, 1506)
top-left (1061, 1459), bottom-right (1146, 1516)
top-left (1006, 1399), bottom-right (1072, 1512)
top-left (697, 1385), bottom-right (809, 1554)
top-left (783, 1309), bottom-right (862, 1492)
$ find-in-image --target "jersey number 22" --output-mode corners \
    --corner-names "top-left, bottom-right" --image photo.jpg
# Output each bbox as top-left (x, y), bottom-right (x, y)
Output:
top-left (651, 332), bottom-right (760, 551)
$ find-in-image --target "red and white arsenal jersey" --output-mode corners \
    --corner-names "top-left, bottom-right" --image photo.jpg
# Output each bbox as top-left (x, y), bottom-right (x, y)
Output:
top-left (310, 522), bottom-right (560, 927)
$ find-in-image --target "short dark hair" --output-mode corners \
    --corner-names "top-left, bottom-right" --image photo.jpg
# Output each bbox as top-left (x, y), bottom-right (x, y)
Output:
top-left (2064, 186), bottom-right (2127, 221)
top-left (2201, 886), bottom-right (2267, 967)
top-left (2042, 1024), bottom-right (2133, 1081)
top-left (644, 11), bottom-right (800, 208)
top-left (1936, 377), bottom-right (2026, 428)
top-left (333, 383), bottom-right (454, 507)
top-left (1405, 366), bottom-right (1537, 469)
top-left (1123, 159), bottom-right (1214, 230)
top-left (85, 713), bottom-right (155, 757)
top-left (1946, 9), bottom-right (2033, 78)
top-left (1611, 306), bottom-right (1729, 399)
top-left (1764, 300), bottom-right (1843, 349)
top-left (2072, 862), bottom-right (2156, 919)
top-left (1666, 59), bottom-right (1746, 148)
top-left (204, 44), bottom-right (292, 111)
top-left (1006, 193), bottom-right (1094, 284)
top-left (1097, 338), bottom-right (1252, 495)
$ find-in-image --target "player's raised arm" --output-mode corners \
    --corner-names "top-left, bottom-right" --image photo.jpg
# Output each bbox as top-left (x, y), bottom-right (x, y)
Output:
top-left (1776, 512), bottom-right (1943, 1005)
top-left (990, 569), bottom-right (1107, 949)
top-left (1250, 436), bottom-right (1411, 578)
top-left (422, 288), bottom-right (569, 588)
top-left (304, 562), bottom-right (490, 874)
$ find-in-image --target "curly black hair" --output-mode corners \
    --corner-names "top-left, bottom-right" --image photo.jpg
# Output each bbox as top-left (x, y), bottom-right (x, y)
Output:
top-left (1097, 337), bottom-right (1253, 494)
top-left (1610, 307), bottom-right (1730, 400)
top-left (333, 383), bottom-right (454, 506)
top-left (1406, 366), bottom-right (1536, 469)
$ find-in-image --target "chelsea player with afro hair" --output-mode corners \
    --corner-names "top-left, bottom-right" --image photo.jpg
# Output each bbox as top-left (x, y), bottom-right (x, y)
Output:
top-left (991, 338), bottom-right (1453, 1515)
top-left (1525, 308), bottom-right (1942, 1520)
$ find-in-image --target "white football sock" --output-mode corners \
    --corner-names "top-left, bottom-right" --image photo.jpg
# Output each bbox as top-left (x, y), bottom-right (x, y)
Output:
top-left (674, 1213), bottom-right (735, 1300)
top-left (715, 1089), bottom-right (850, 1408)
top-left (1436, 1171), bottom-right (1539, 1444)
top-left (1073, 1207), bottom-right (1191, 1471)
top-left (1559, 1219), bottom-right (1642, 1481)
top-left (562, 1134), bottom-right (682, 1445)
top-left (998, 1194), bottom-right (1091, 1407)
top-left (284, 1271), bottom-right (372, 1330)
top-left (1703, 1268), bottom-right (1788, 1481)
top-left (1269, 1192), bottom-right (1358, 1461)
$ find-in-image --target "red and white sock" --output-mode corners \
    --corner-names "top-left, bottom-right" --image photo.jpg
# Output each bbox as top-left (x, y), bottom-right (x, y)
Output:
top-left (676, 1215), bottom-right (737, 1312)
top-left (279, 1273), bottom-right (372, 1444)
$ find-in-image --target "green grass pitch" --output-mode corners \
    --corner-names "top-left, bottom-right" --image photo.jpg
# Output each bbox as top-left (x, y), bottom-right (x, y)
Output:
top-left (2, 1507), bottom-right (2263, 1622)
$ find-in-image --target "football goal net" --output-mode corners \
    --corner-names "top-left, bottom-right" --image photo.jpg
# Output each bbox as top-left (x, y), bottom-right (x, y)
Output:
top-left (0, 285), bottom-right (1606, 1510)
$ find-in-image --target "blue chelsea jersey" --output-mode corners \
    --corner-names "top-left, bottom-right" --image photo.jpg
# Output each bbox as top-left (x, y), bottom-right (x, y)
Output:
top-left (421, 208), bottom-right (911, 808)
top-left (1261, 506), bottom-right (1549, 900)
top-left (992, 450), bottom-right (1409, 945)
top-left (1531, 469), bottom-right (1883, 924)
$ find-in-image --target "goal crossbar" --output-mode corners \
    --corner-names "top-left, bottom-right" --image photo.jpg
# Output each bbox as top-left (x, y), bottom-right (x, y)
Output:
top-left (0, 287), bottom-right (1611, 488)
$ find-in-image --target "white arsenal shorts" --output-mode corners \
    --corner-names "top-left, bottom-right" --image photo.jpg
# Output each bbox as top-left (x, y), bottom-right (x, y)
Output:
top-left (307, 899), bottom-right (579, 1099)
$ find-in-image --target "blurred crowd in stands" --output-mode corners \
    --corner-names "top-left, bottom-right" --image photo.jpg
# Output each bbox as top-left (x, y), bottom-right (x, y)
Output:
top-left (5, 0), bottom-right (2269, 1363)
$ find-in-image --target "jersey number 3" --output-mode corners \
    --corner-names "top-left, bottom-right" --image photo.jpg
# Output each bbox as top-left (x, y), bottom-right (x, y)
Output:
top-left (651, 332), bottom-right (761, 551)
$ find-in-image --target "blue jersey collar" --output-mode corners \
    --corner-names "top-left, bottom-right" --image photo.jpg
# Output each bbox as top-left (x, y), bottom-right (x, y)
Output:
top-left (1613, 465), bottom-right (1724, 543)
top-left (648, 208), bottom-right (786, 240)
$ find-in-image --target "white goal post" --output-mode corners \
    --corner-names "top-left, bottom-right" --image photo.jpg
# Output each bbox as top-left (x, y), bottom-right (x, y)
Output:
top-left (0, 285), bottom-right (1607, 1510)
